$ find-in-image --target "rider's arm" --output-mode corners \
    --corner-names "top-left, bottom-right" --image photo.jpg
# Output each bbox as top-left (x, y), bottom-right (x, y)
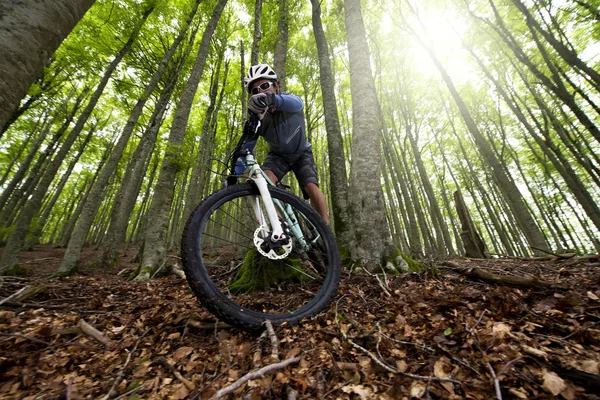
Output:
top-left (270, 93), bottom-right (303, 113)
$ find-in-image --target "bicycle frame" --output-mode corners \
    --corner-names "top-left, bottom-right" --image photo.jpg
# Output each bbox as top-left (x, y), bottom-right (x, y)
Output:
top-left (241, 152), bottom-right (313, 253)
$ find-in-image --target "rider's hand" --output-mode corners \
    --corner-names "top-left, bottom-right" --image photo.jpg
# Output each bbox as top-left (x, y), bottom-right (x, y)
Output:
top-left (248, 93), bottom-right (274, 115)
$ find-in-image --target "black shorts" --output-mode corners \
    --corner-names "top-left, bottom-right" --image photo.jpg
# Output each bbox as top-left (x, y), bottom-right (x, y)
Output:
top-left (263, 149), bottom-right (319, 199)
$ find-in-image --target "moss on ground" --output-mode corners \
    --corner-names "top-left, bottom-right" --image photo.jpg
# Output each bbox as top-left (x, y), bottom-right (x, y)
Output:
top-left (228, 249), bottom-right (307, 293)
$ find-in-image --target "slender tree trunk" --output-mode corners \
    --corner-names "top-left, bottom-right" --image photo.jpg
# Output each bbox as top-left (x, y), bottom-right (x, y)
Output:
top-left (478, 0), bottom-right (600, 145)
top-left (0, 14), bottom-right (140, 275)
top-left (25, 124), bottom-right (96, 248)
top-left (454, 190), bottom-right (488, 258)
top-left (181, 59), bottom-right (226, 229)
top-left (273, 0), bottom-right (289, 91)
top-left (343, 0), bottom-right (396, 270)
top-left (0, 0), bottom-right (96, 136)
top-left (100, 43), bottom-right (187, 268)
top-left (310, 0), bottom-right (352, 251)
top-left (251, 0), bottom-right (263, 66)
top-left (54, 7), bottom-right (156, 276)
top-left (415, 31), bottom-right (550, 256)
top-left (136, 0), bottom-right (229, 281)
top-left (510, 0), bottom-right (600, 90)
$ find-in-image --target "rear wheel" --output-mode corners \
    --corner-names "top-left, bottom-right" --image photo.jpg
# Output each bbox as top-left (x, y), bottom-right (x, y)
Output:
top-left (181, 183), bottom-right (340, 330)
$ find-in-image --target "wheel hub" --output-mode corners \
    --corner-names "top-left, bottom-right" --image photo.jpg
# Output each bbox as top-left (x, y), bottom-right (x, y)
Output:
top-left (253, 226), bottom-right (292, 260)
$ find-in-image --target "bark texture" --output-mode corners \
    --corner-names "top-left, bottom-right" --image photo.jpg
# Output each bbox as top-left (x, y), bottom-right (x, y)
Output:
top-left (273, 0), bottom-right (289, 92)
top-left (454, 190), bottom-right (487, 258)
top-left (0, 0), bottom-right (95, 136)
top-left (310, 0), bottom-right (352, 252)
top-left (344, 0), bottom-right (394, 270)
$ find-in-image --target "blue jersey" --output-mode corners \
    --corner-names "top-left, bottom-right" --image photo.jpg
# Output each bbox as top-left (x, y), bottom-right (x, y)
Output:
top-left (235, 93), bottom-right (310, 175)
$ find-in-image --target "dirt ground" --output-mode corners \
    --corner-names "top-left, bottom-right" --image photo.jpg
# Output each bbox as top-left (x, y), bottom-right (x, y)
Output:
top-left (1, 244), bottom-right (599, 399)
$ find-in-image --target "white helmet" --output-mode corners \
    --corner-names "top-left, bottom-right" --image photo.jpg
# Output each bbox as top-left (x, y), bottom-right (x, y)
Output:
top-left (244, 64), bottom-right (277, 92)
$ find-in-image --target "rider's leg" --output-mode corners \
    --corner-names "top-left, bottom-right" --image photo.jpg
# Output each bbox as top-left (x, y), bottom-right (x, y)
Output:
top-left (264, 169), bottom-right (279, 185)
top-left (304, 182), bottom-right (329, 225)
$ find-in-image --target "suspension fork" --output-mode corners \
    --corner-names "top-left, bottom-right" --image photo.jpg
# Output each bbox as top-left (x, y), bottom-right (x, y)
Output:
top-left (247, 164), bottom-right (285, 242)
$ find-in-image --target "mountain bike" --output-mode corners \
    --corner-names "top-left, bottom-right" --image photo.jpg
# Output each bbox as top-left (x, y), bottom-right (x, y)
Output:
top-left (181, 115), bottom-right (341, 330)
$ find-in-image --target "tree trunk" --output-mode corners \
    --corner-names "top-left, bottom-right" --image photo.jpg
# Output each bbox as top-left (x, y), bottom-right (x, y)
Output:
top-left (273, 0), bottom-right (289, 92)
top-left (415, 31), bottom-right (550, 256)
top-left (181, 58), bottom-right (226, 229)
top-left (343, 0), bottom-right (395, 271)
top-left (53, 7), bottom-right (155, 276)
top-left (454, 190), bottom-right (488, 258)
top-left (310, 0), bottom-right (352, 252)
top-left (0, 11), bottom-right (140, 275)
top-left (100, 41), bottom-right (188, 268)
top-left (0, 0), bottom-right (96, 136)
top-left (251, 0), bottom-right (263, 66)
top-left (510, 0), bottom-right (600, 90)
top-left (25, 123), bottom-right (96, 249)
top-left (136, 0), bottom-right (229, 281)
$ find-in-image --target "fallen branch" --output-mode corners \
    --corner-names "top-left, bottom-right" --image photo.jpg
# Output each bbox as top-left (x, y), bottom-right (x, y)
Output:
top-left (78, 319), bottom-right (110, 345)
top-left (210, 356), bottom-right (301, 400)
top-left (486, 362), bottom-right (502, 400)
top-left (466, 268), bottom-right (567, 290)
top-left (264, 320), bottom-right (279, 361)
top-left (157, 357), bottom-right (195, 391)
top-left (0, 286), bottom-right (28, 305)
top-left (0, 301), bottom-right (70, 309)
top-left (253, 331), bottom-right (268, 368)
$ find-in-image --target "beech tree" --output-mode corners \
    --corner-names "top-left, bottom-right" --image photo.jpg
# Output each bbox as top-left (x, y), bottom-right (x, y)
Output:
top-left (0, 0), bottom-right (96, 135)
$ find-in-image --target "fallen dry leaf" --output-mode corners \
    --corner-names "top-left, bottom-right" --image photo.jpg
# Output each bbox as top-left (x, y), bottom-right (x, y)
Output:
top-left (541, 370), bottom-right (566, 396)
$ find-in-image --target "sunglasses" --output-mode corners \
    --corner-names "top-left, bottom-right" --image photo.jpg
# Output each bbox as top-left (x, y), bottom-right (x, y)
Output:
top-left (251, 81), bottom-right (274, 95)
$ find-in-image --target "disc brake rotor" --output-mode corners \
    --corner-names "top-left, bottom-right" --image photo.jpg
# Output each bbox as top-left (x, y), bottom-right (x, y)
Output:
top-left (253, 226), bottom-right (292, 260)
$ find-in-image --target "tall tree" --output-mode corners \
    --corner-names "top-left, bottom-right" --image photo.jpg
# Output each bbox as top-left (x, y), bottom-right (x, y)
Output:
top-left (0, 0), bottom-right (96, 136)
top-left (344, 0), bottom-right (396, 270)
top-left (136, 0), bottom-right (229, 281)
top-left (413, 29), bottom-right (551, 255)
top-left (310, 0), bottom-right (352, 251)
top-left (273, 0), bottom-right (289, 91)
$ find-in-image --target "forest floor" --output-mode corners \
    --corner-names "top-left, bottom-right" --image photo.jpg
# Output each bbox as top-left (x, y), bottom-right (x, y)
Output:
top-left (1, 245), bottom-right (600, 399)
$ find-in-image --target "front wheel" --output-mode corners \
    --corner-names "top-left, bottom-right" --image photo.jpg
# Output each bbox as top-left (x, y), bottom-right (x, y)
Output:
top-left (181, 183), bottom-right (341, 330)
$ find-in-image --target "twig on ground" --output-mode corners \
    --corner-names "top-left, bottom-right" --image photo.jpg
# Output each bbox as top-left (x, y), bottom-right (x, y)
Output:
top-left (468, 309), bottom-right (487, 334)
top-left (375, 274), bottom-right (392, 297)
top-left (113, 384), bottom-right (145, 400)
top-left (78, 319), bottom-right (110, 345)
top-left (498, 356), bottom-right (528, 377)
top-left (0, 332), bottom-right (52, 346)
top-left (157, 357), bottom-right (195, 391)
top-left (187, 320), bottom-right (229, 330)
top-left (253, 331), bottom-right (267, 368)
top-left (322, 379), bottom-right (354, 398)
top-left (102, 330), bottom-right (148, 400)
top-left (0, 286), bottom-right (28, 305)
top-left (342, 329), bottom-right (460, 384)
top-left (210, 356), bottom-right (301, 400)
top-left (264, 320), bottom-right (279, 361)
top-left (486, 362), bottom-right (502, 400)
top-left (66, 375), bottom-right (74, 400)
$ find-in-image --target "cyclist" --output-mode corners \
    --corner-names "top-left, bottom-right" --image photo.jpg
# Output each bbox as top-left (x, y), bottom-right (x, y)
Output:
top-left (232, 63), bottom-right (329, 224)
